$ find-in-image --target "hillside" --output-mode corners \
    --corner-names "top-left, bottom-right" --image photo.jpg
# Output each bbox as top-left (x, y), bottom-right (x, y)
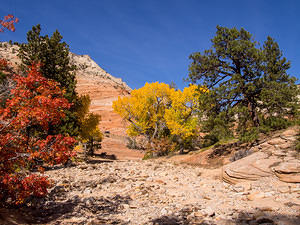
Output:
top-left (69, 52), bottom-right (131, 135)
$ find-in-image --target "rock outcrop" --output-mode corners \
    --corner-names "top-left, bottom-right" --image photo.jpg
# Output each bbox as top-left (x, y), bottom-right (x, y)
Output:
top-left (69, 52), bottom-right (131, 93)
top-left (273, 160), bottom-right (300, 183)
top-left (222, 126), bottom-right (300, 184)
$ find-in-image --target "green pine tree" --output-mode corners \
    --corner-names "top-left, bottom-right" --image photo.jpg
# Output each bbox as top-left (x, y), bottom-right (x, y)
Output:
top-left (18, 24), bottom-right (77, 101)
top-left (18, 25), bottom-right (79, 136)
top-left (188, 26), bottom-right (299, 142)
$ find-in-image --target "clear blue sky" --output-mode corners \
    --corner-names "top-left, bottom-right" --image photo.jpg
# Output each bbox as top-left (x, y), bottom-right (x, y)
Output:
top-left (1, 0), bottom-right (299, 89)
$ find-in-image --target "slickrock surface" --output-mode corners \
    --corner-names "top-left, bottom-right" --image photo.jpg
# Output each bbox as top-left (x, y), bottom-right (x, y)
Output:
top-left (222, 126), bottom-right (300, 184)
top-left (2, 160), bottom-right (299, 225)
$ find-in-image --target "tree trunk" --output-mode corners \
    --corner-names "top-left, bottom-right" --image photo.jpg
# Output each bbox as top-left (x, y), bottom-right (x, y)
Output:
top-left (90, 137), bottom-right (94, 156)
top-left (248, 102), bottom-right (259, 127)
top-left (152, 123), bottom-right (158, 140)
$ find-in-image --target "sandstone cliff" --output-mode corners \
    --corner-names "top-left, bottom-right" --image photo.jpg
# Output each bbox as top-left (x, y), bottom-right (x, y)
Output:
top-left (69, 52), bottom-right (131, 136)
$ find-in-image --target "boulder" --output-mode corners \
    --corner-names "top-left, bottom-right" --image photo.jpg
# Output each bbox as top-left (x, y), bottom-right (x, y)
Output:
top-left (222, 126), bottom-right (299, 184)
top-left (273, 160), bottom-right (300, 183)
top-left (268, 137), bottom-right (287, 146)
top-left (281, 127), bottom-right (299, 137)
top-left (222, 152), bottom-right (281, 184)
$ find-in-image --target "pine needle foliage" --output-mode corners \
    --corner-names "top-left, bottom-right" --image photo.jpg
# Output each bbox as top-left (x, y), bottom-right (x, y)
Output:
top-left (188, 26), bottom-right (299, 142)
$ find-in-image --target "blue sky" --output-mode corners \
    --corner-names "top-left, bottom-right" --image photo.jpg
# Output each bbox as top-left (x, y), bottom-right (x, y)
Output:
top-left (0, 0), bottom-right (299, 89)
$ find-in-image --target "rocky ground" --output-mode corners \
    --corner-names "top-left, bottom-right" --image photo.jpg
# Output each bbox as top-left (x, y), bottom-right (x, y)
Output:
top-left (1, 127), bottom-right (299, 225)
top-left (1, 157), bottom-right (299, 225)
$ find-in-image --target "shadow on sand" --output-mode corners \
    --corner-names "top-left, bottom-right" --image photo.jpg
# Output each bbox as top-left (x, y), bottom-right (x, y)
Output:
top-left (1, 193), bottom-right (131, 224)
top-left (149, 208), bottom-right (300, 225)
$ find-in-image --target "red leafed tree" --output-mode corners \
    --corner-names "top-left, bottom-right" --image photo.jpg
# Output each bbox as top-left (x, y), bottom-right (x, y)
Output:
top-left (0, 64), bottom-right (76, 205)
top-left (0, 14), bottom-right (19, 32)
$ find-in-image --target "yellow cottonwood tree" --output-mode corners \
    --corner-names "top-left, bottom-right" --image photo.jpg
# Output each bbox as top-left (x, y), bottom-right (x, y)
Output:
top-left (113, 82), bottom-right (175, 142)
top-left (113, 82), bottom-right (205, 153)
top-left (77, 95), bottom-right (102, 156)
top-left (165, 84), bottom-right (200, 142)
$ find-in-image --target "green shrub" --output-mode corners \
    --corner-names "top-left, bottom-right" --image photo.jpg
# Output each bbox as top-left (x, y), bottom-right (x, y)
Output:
top-left (296, 141), bottom-right (300, 152)
top-left (295, 131), bottom-right (300, 152)
top-left (261, 116), bottom-right (291, 131)
top-left (142, 151), bottom-right (153, 160)
top-left (239, 127), bottom-right (259, 143)
top-left (200, 134), bottom-right (219, 148)
top-left (0, 71), bottom-right (6, 84)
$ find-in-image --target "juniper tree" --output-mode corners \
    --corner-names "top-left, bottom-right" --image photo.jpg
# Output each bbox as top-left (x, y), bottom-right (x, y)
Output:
top-left (188, 26), bottom-right (298, 141)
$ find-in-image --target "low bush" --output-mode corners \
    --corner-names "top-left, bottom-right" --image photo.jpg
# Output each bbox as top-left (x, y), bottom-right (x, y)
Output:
top-left (143, 138), bottom-right (176, 159)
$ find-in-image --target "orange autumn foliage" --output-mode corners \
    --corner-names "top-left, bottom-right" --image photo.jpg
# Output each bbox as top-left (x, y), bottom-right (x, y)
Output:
top-left (0, 14), bottom-right (18, 32)
top-left (0, 63), bottom-right (76, 205)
